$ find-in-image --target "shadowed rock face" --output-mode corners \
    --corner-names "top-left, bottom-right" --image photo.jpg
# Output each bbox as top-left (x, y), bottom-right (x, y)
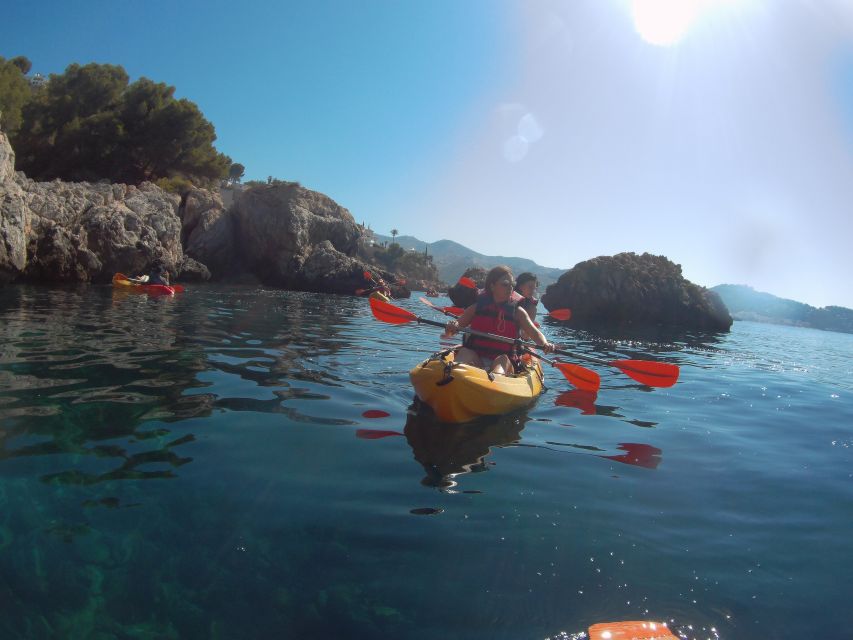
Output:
top-left (1, 128), bottom-right (184, 283)
top-left (0, 126), bottom-right (377, 292)
top-left (541, 252), bottom-right (733, 331)
top-left (447, 267), bottom-right (486, 308)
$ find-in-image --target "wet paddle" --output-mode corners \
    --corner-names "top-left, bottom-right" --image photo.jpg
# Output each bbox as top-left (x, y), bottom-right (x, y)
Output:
top-left (405, 297), bottom-right (679, 388)
top-left (370, 298), bottom-right (601, 392)
top-left (549, 345), bottom-right (680, 388)
top-left (518, 347), bottom-right (601, 392)
top-left (419, 297), bottom-right (570, 323)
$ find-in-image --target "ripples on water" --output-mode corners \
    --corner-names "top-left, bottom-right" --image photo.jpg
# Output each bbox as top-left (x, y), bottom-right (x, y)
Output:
top-left (0, 285), bottom-right (851, 639)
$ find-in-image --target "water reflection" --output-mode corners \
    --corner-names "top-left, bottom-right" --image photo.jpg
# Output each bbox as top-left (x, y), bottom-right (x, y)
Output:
top-left (553, 389), bottom-right (658, 428)
top-left (402, 410), bottom-right (525, 490)
top-left (0, 286), bottom-right (362, 487)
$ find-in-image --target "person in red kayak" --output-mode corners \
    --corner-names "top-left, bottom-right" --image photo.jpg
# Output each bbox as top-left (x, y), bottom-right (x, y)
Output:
top-left (443, 265), bottom-right (554, 376)
top-left (130, 262), bottom-right (170, 286)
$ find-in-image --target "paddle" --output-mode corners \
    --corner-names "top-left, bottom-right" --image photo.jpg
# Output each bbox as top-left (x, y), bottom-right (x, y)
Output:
top-left (405, 297), bottom-right (678, 388)
top-left (518, 346), bottom-right (601, 392)
top-left (549, 345), bottom-right (680, 388)
top-left (418, 297), bottom-right (465, 317)
top-left (370, 297), bottom-right (601, 392)
top-left (419, 296), bottom-right (570, 323)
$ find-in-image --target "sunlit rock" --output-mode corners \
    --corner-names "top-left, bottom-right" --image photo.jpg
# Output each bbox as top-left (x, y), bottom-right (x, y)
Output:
top-left (542, 252), bottom-right (733, 331)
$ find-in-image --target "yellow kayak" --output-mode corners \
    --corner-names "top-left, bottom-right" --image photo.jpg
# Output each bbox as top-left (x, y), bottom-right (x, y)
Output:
top-left (409, 350), bottom-right (544, 423)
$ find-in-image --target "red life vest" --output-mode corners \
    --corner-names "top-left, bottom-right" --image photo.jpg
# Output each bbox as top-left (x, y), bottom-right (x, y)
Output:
top-left (465, 292), bottom-right (520, 359)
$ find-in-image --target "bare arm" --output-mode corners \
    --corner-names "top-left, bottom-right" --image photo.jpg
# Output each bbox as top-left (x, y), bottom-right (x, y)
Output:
top-left (444, 304), bottom-right (476, 336)
top-left (515, 308), bottom-right (554, 352)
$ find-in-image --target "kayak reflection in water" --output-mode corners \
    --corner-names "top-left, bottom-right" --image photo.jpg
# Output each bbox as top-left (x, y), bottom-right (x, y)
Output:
top-left (443, 266), bottom-right (554, 376)
top-left (403, 410), bottom-right (525, 490)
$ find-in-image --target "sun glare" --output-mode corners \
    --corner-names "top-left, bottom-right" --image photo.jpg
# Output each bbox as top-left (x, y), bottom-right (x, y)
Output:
top-left (630, 0), bottom-right (705, 46)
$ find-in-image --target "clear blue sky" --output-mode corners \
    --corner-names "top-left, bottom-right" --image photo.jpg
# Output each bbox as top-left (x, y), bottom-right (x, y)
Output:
top-left (4, 0), bottom-right (852, 308)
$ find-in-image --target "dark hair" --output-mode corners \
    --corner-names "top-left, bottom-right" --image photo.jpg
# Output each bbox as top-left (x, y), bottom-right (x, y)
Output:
top-left (484, 265), bottom-right (514, 293)
top-left (515, 272), bottom-right (537, 294)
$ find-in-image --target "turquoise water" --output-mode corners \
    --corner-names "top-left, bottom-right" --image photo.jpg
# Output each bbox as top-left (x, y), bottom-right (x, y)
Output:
top-left (0, 285), bottom-right (851, 640)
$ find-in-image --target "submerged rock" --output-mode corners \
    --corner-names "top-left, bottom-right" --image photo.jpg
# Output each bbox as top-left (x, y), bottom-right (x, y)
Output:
top-left (541, 252), bottom-right (732, 331)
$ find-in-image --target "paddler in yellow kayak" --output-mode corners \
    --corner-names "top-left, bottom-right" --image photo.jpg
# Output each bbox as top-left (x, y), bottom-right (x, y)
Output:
top-left (443, 265), bottom-right (554, 376)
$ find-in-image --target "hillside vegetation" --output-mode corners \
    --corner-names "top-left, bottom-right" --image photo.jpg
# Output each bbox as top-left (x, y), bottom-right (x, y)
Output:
top-left (711, 285), bottom-right (853, 334)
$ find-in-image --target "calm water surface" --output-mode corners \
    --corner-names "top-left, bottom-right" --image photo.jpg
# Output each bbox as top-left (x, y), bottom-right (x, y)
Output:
top-left (0, 285), bottom-right (851, 639)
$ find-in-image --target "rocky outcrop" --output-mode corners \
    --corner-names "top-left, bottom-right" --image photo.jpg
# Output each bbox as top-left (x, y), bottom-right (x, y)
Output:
top-left (0, 125), bottom-right (379, 293)
top-left (230, 182), bottom-right (363, 291)
top-left (542, 252), bottom-right (732, 331)
top-left (447, 267), bottom-right (486, 308)
top-left (1, 127), bottom-right (185, 283)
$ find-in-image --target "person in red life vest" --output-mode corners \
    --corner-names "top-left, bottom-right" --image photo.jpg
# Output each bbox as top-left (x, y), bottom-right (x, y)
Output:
top-left (443, 265), bottom-right (554, 376)
top-left (514, 272), bottom-right (539, 322)
top-left (514, 272), bottom-right (539, 339)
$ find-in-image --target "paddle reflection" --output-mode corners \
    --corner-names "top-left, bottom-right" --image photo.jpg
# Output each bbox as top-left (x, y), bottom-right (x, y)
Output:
top-left (553, 389), bottom-right (658, 428)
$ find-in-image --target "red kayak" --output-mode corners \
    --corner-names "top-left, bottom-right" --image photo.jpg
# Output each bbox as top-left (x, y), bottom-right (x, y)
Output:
top-left (112, 273), bottom-right (178, 295)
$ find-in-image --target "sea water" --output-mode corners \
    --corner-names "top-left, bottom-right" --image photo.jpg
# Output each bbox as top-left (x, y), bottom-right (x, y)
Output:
top-left (0, 285), bottom-right (851, 640)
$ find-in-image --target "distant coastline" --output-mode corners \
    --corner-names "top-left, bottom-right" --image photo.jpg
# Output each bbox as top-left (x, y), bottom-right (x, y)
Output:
top-left (711, 284), bottom-right (853, 334)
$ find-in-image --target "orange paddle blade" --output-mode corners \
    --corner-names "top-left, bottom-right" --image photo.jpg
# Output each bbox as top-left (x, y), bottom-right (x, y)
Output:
top-left (547, 308), bottom-right (572, 321)
top-left (363, 270), bottom-right (373, 281)
top-left (588, 620), bottom-right (676, 640)
top-left (612, 360), bottom-right (680, 387)
top-left (554, 362), bottom-right (601, 392)
top-left (445, 306), bottom-right (464, 316)
top-left (369, 297), bottom-right (417, 324)
top-left (458, 277), bottom-right (477, 289)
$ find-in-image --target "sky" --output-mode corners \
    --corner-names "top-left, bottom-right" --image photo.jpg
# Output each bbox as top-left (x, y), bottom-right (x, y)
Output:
top-left (3, 0), bottom-right (853, 308)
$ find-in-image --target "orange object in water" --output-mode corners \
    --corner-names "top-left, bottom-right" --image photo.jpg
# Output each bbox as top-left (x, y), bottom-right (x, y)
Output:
top-left (588, 620), bottom-right (677, 640)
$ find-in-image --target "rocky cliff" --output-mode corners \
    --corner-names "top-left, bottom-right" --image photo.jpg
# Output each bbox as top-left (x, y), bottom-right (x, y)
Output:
top-left (542, 252), bottom-right (732, 331)
top-left (0, 125), bottom-right (379, 292)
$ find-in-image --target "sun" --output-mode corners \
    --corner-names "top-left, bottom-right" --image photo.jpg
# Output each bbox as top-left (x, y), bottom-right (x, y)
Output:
top-left (630, 0), bottom-right (705, 46)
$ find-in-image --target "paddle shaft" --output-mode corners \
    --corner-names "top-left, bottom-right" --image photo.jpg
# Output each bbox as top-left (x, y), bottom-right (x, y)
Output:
top-left (416, 316), bottom-right (550, 351)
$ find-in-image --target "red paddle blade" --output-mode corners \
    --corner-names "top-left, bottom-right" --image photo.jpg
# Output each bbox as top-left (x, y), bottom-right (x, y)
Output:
top-left (444, 306), bottom-right (464, 316)
top-left (171, 284), bottom-right (185, 293)
top-left (612, 360), bottom-right (680, 387)
top-left (554, 362), bottom-right (601, 392)
top-left (363, 270), bottom-right (373, 281)
top-left (458, 277), bottom-right (476, 289)
top-left (369, 297), bottom-right (417, 324)
top-left (547, 308), bottom-right (572, 321)
top-left (589, 620), bottom-right (676, 639)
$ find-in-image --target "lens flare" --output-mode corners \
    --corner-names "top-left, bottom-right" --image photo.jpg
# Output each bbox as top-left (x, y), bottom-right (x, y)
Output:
top-left (631, 0), bottom-right (704, 46)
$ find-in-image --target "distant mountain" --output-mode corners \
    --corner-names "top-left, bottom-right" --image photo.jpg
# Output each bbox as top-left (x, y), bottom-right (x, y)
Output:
top-left (373, 234), bottom-right (566, 286)
top-left (711, 284), bottom-right (853, 334)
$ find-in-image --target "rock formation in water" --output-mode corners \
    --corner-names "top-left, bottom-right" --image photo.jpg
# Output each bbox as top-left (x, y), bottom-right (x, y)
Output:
top-left (0, 124), bottom-right (383, 293)
top-left (541, 252), bottom-right (733, 331)
top-left (447, 267), bottom-right (487, 308)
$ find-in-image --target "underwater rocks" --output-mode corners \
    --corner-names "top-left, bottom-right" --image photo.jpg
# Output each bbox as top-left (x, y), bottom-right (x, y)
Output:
top-left (541, 252), bottom-right (732, 331)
